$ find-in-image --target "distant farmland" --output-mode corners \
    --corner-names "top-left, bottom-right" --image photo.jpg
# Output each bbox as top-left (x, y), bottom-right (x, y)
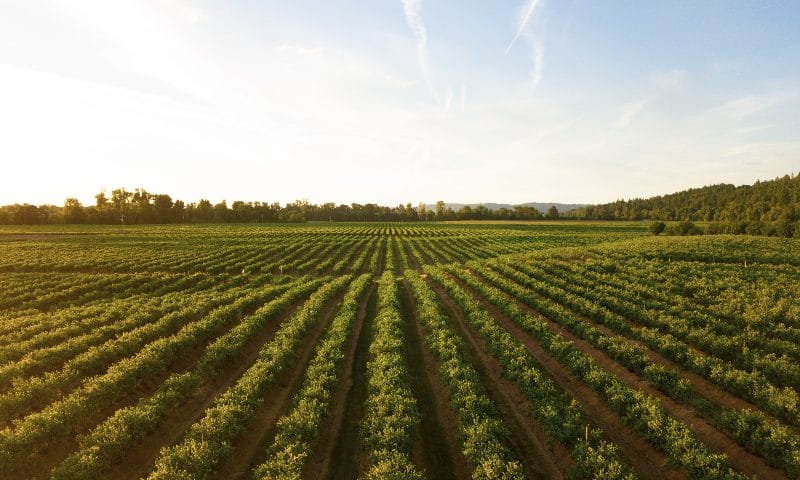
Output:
top-left (0, 222), bottom-right (798, 479)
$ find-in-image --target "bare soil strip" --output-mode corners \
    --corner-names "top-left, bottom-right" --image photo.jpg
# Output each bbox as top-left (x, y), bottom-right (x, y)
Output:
top-left (27, 290), bottom-right (290, 479)
top-left (563, 284), bottom-right (795, 427)
top-left (442, 275), bottom-right (683, 480)
top-left (212, 290), bottom-right (348, 479)
top-left (311, 284), bottom-right (376, 480)
top-left (101, 294), bottom-right (315, 480)
top-left (523, 290), bottom-right (787, 479)
top-left (399, 278), bottom-right (470, 480)
top-left (427, 278), bottom-right (569, 480)
top-left (402, 241), bottom-right (423, 271)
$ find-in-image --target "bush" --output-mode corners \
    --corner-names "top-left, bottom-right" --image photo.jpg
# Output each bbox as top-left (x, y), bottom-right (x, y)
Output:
top-left (665, 221), bottom-right (703, 236)
top-left (648, 221), bottom-right (666, 236)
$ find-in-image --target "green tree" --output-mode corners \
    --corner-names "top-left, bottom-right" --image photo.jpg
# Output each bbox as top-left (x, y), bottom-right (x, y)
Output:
top-left (153, 194), bottom-right (173, 223)
top-left (63, 198), bottom-right (86, 224)
top-left (195, 199), bottom-right (214, 222)
top-left (648, 221), bottom-right (666, 236)
top-left (435, 200), bottom-right (446, 218)
top-left (546, 205), bottom-right (559, 219)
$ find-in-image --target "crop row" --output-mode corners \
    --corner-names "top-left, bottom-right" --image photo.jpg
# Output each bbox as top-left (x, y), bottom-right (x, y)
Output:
top-left (146, 275), bottom-right (351, 479)
top-left (252, 273), bottom-right (372, 479)
top-left (425, 266), bottom-right (636, 480)
top-left (441, 263), bottom-right (750, 479)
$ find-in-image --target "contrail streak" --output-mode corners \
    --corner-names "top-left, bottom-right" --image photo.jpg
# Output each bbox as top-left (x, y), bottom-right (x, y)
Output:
top-left (505, 0), bottom-right (541, 54)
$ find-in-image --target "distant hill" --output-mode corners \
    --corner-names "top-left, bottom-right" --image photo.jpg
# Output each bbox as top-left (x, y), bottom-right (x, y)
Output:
top-left (426, 202), bottom-right (589, 214)
top-left (567, 173), bottom-right (800, 237)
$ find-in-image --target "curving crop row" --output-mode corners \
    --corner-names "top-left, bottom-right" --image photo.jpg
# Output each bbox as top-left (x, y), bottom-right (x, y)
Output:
top-left (469, 261), bottom-right (800, 477)
top-left (458, 263), bottom-right (748, 480)
top-left (146, 275), bottom-right (351, 479)
top-left (50, 276), bottom-right (330, 480)
top-left (405, 270), bottom-right (526, 480)
top-left (252, 273), bottom-right (372, 479)
top-left (425, 266), bottom-right (635, 480)
top-left (0, 279), bottom-right (308, 476)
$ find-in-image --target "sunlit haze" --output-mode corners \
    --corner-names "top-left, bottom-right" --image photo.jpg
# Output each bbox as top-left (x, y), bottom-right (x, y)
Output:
top-left (1, 1), bottom-right (799, 207)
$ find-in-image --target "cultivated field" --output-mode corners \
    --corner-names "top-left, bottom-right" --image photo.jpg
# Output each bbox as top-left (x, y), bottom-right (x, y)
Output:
top-left (0, 223), bottom-right (798, 479)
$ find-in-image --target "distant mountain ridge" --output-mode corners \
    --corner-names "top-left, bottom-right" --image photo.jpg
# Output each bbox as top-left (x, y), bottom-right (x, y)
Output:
top-left (425, 202), bottom-right (589, 213)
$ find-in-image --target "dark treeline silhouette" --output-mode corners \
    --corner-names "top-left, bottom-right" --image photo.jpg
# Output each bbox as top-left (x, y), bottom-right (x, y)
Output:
top-left (568, 173), bottom-right (800, 237)
top-left (0, 189), bottom-right (546, 225)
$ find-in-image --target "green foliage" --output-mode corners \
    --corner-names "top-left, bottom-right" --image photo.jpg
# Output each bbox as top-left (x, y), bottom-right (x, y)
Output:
top-left (252, 274), bottom-right (371, 479)
top-left (360, 271), bottom-right (422, 479)
top-left (648, 221), bottom-right (666, 235)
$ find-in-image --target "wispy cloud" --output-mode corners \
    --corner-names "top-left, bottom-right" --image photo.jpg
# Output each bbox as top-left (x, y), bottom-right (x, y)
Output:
top-left (652, 69), bottom-right (686, 90)
top-left (715, 92), bottom-right (797, 121)
top-left (529, 38), bottom-right (544, 89)
top-left (505, 0), bottom-right (542, 54)
top-left (614, 99), bottom-right (649, 128)
top-left (401, 0), bottom-right (437, 100)
top-left (506, 0), bottom-right (545, 90)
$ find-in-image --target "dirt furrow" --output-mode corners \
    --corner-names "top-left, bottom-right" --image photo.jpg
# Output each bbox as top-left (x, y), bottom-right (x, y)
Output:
top-left (518, 291), bottom-right (787, 479)
top-left (311, 284), bottom-right (376, 480)
top-left (440, 275), bottom-right (681, 480)
top-left (102, 294), bottom-right (314, 480)
top-left (399, 278), bottom-right (470, 479)
top-left (212, 290), bottom-right (348, 479)
top-left (427, 278), bottom-right (569, 480)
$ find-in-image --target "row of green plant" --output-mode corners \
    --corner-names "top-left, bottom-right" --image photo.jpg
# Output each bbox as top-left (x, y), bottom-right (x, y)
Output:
top-left (145, 276), bottom-right (351, 479)
top-left (474, 261), bottom-right (800, 477)
top-left (360, 271), bottom-right (424, 479)
top-left (0, 282), bottom-right (268, 425)
top-left (449, 264), bottom-right (747, 479)
top-left (405, 270), bottom-right (526, 479)
top-left (0, 279), bottom-right (306, 476)
top-left (537, 259), bottom-right (800, 389)
top-left (51, 276), bottom-right (331, 479)
top-left (252, 273), bottom-right (372, 479)
top-left (0, 295), bottom-right (182, 386)
top-left (426, 266), bottom-right (635, 480)
top-left (551, 257), bottom-right (800, 354)
top-left (509, 259), bottom-right (800, 428)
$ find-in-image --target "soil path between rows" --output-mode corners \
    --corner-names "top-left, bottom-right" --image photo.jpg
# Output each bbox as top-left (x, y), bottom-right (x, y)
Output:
top-left (399, 278), bottom-right (470, 479)
top-left (213, 288), bottom-right (348, 479)
top-left (510, 278), bottom-right (787, 479)
top-left (442, 272), bottom-right (683, 480)
top-left (305, 282), bottom-right (375, 480)
top-left (426, 276), bottom-right (569, 480)
top-left (102, 290), bottom-right (316, 480)
top-left (312, 282), bottom-right (377, 480)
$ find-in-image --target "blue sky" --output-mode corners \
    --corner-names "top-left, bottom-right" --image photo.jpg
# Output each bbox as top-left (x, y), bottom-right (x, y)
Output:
top-left (0, 0), bottom-right (798, 206)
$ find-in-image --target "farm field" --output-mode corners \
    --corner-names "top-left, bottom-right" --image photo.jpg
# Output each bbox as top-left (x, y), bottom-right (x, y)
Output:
top-left (0, 222), bottom-right (799, 480)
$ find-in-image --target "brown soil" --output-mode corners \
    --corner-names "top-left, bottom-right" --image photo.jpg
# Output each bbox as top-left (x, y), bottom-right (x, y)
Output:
top-left (332, 240), bottom-right (365, 274)
top-left (571, 291), bottom-right (794, 426)
top-left (517, 288), bottom-right (788, 479)
top-left (212, 290), bottom-right (348, 479)
top-left (441, 274), bottom-right (683, 480)
top-left (399, 278), bottom-right (470, 479)
top-left (427, 278), bottom-right (570, 480)
top-left (101, 292), bottom-right (315, 480)
top-left (309, 284), bottom-right (376, 480)
top-left (17, 294), bottom-right (266, 480)
top-left (402, 241), bottom-right (423, 271)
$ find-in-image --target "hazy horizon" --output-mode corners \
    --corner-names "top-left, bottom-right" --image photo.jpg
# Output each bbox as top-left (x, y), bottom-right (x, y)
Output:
top-left (1, 1), bottom-right (798, 206)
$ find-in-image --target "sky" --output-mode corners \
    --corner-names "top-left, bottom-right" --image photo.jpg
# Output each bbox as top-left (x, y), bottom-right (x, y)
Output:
top-left (1, 0), bottom-right (799, 207)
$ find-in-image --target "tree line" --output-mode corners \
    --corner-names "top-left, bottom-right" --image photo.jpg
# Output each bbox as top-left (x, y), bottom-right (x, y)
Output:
top-left (0, 189), bottom-right (553, 225)
top-left (568, 173), bottom-right (800, 238)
